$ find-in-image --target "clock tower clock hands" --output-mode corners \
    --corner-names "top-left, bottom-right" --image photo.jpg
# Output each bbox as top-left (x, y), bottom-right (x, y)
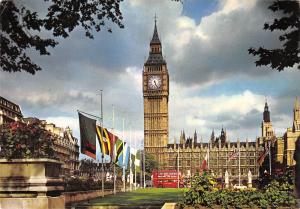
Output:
top-left (154, 80), bottom-right (158, 89)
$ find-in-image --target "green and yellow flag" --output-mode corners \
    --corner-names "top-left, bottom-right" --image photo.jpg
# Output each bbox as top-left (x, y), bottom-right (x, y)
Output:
top-left (96, 125), bottom-right (116, 159)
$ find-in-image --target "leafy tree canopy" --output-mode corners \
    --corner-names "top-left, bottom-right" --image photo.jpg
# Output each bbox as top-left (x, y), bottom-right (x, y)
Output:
top-left (144, 153), bottom-right (159, 176)
top-left (0, 0), bottom-right (124, 74)
top-left (248, 0), bottom-right (299, 71)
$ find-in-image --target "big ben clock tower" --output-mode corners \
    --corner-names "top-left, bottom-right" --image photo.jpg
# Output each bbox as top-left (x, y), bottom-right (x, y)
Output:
top-left (143, 19), bottom-right (169, 166)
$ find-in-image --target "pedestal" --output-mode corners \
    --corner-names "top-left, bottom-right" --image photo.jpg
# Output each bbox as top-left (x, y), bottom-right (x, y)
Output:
top-left (0, 159), bottom-right (65, 209)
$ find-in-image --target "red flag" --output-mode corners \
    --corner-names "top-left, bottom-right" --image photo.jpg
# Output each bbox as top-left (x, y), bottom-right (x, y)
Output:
top-left (257, 145), bottom-right (269, 165)
top-left (200, 150), bottom-right (209, 171)
top-left (228, 149), bottom-right (239, 161)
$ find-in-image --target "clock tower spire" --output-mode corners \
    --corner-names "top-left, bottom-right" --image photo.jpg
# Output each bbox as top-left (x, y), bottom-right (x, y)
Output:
top-left (143, 18), bottom-right (169, 167)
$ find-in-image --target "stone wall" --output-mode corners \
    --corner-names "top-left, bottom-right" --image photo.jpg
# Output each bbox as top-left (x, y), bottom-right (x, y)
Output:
top-left (0, 196), bottom-right (64, 209)
top-left (64, 189), bottom-right (114, 204)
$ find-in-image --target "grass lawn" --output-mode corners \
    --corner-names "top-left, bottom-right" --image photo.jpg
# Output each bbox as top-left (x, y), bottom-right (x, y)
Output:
top-left (79, 188), bottom-right (187, 207)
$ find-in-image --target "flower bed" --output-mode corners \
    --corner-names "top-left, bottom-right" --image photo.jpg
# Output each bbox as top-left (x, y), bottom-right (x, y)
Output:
top-left (180, 171), bottom-right (297, 209)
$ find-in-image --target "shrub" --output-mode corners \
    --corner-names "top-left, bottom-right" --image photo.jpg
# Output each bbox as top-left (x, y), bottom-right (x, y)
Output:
top-left (64, 177), bottom-right (114, 192)
top-left (180, 171), bottom-right (297, 209)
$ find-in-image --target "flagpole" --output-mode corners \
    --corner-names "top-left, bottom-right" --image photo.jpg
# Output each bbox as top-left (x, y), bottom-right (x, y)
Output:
top-left (208, 143), bottom-right (210, 170)
top-left (139, 144), bottom-right (142, 189)
top-left (134, 131), bottom-right (137, 190)
top-left (143, 148), bottom-right (146, 188)
top-left (177, 145), bottom-right (179, 189)
top-left (112, 105), bottom-right (116, 195)
top-left (122, 118), bottom-right (126, 192)
top-left (129, 127), bottom-right (132, 191)
top-left (100, 90), bottom-right (105, 197)
top-left (269, 141), bottom-right (271, 175)
top-left (238, 146), bottom-right (241, 187)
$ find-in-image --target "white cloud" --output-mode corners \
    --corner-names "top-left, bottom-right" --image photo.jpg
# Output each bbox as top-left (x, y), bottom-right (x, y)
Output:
top-left (45, 116), bottom-right (78, 131)
top-left (219, 0), bottom-right (257, 14)
top-left (1, 0), bottom-right (298, 150)
top-left (169, 87), bottom-right (272, 141)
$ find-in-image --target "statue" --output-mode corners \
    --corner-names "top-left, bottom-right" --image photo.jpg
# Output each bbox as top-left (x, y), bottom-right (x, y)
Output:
top-left (225, 170), bottom-right (229, 188)
top-left (248, 170), bottom-right (252, 188)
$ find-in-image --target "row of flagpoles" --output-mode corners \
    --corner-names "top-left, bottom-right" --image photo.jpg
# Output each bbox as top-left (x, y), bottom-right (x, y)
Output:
top-left (196, 142), bottom-right (271, 186)
top-left (78, 91), bottom-right (142, 194)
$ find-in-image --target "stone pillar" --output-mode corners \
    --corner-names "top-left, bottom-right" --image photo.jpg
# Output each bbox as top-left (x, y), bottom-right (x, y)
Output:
top-left (0, 110), bottom-right (3, 125)
top-left (0, 159), bottom-right (65, 209)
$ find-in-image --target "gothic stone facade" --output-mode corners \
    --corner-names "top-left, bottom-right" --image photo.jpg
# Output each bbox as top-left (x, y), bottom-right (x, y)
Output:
top-left (274, 98), bottom-right (300, 168)
top-left (143, 22), bottom-right (261, 182)
top-left (258, 99), bottom-right (300, 174)
top-left (163, 130), bottom-right (261, 182)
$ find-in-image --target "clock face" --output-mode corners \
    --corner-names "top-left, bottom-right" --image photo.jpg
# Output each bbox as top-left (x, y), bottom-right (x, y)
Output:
top-left (148, 75), bottom-right (162, 90)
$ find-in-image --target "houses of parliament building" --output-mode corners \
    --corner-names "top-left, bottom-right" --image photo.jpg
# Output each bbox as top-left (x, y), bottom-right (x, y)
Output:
top-left (142, 20), bottom-right (299, 183)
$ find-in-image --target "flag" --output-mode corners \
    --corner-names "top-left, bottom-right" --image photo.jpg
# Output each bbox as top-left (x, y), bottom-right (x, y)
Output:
top-left (130, 147), bottom-right (138, 172)
top-left (201, 149), bottom-right (209, 171)
top-left (135, 158), bottom-right (140, 166)
top-left (115, 138), bottom-right (126, 166)
top-left (131, 147), bottom-right (137, 156)
top-left (257, 145), bottom-right (269, 166)
top-left (228, 149), bottom-right (239, 161)
top-left (78, 112), bottom-right (96, 159)
top-left (124, 144), bottom-right (130, 169)
top-left (96, 125), bottom-right (117, 158)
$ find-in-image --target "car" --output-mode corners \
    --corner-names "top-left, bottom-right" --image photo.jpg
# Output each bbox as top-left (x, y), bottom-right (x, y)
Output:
top-left (145, 180), bottom-right (152, 187)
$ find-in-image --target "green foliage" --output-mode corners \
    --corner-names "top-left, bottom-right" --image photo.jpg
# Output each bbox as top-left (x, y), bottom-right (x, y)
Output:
top-left (182, 173), bottom-right (217, 206)
top-left (181, 171), bottom-right (297, 208)
top-left (248, 0), bottom-right (299, 71)
top-left (144, 153), bottom-right (158, 178)
top-left (0, 0), bottom-right (124, 74)
top-left (65, 177), bottom-right (114, 192)
top-left (0, 121), bottom-right (57, 160)
top-left (79, 159), bottom-right (102, 176)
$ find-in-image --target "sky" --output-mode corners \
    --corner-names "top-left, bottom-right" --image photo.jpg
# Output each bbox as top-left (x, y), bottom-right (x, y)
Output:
top-left (1, 0), bottom-right (299, 157)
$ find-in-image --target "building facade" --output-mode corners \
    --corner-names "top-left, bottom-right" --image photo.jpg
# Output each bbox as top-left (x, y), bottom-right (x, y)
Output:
top-left (142, 22), bottom-right (261, 183)
top-left (23, 118), bottom-right (80, 175)
top-left (143, 19), bottom-right (169, 166)
top-left (165, 130), bottom-right (261, 182)
top-left (274, 98), bottom-right (300, 168)
top-left (45, 122), bottom-right (80, 175)
top-left (0, 96), bottom-right (23, 125)
top-left (259, 101), bottom-right (275, 144)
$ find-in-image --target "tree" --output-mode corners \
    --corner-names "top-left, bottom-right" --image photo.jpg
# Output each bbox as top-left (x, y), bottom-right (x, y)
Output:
top-left (0, 0), bottom-right (124, 74)
top-left (144, 153), bottom-right (158, 178)
top-left (248, 0), bottom-right (299, 71)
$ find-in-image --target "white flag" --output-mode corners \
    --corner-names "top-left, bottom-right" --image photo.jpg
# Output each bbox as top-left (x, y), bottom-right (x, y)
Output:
top-left (135, 159), bottom-right (140, 166)
top-left (131, 147), bottom-right (137, 156)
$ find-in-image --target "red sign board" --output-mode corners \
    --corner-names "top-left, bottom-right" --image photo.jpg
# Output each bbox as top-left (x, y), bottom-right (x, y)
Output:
top-left (152, 170), bottom-right (184, 188)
